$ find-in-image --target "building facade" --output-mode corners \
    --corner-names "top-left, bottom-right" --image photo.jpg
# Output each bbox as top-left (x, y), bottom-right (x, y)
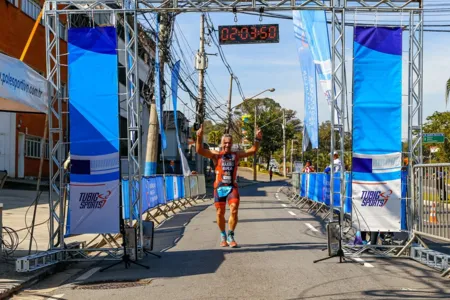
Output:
top-left (0, 1), bottom-right (154, 179)
top-left (0, 0), bottom-right (68, 178)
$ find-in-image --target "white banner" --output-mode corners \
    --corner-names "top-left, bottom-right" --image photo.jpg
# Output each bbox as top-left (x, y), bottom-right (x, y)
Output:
top-left (173, 176), bottom-right (179, 200)
top-left (0, 52), bottom-right (48, 114)
top-left (68, 180), bottom-right (120, 234)
top-left (352, 152), bottom-right (402, 231)
top-left (352, 179), bottom-right (401, 231)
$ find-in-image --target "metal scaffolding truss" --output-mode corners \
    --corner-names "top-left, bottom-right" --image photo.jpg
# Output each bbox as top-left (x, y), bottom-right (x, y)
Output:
top-left (30, 0), bottom-right (423, 271)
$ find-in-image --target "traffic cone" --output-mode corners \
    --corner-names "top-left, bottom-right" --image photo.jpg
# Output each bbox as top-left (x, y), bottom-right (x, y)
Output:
top-left (429, 202), bottom-right (438, 224)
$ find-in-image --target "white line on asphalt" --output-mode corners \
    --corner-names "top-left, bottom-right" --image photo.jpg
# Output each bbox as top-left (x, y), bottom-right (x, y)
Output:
top-left (288, 211), bottom-right (296, 216)
top-left (281, 204), bottom-right (287, 207)
top-left (353, 257), bottom-right (374, 268)
top-left (305, 223), bottom-right (318, 232)
top-left (47, 295), bottom-right (65, 300)
top-left (75, 267), bottom-right (100, 281)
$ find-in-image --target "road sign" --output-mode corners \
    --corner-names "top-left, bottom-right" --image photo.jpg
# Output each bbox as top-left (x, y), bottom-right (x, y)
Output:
top-left (423, 133), bottom-right (445, 144)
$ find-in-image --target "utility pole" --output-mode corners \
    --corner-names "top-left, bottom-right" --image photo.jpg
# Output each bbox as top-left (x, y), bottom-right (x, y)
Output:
top-left (196, 14), bottom-right (206, 174)
top-left (290, 139), bottom-right (294, 173)
top-left (145, 12), bottom-right (171, 176)
top-left (253, 105), bottom-right (258, 181)
top-left (283, 109), bottom-right (286, 177)
top-left (225, 74), bottom-right (233, 134)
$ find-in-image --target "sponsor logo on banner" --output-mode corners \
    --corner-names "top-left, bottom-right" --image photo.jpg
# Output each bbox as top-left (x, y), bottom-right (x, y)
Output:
top-left (79, 190), bottom-right (111, 209)
top-left (173, 177), bottom-right (179, 200)
top-left (147, 181), bottom-right (158, 204)
top-left (69, 181), bottom-right (119, 234)
top-left (361, 190), bottom-right (392, 207)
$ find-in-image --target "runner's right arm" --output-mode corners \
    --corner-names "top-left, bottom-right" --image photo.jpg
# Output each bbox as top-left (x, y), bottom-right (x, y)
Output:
top-left (196, 124), bottom-right (219, 160)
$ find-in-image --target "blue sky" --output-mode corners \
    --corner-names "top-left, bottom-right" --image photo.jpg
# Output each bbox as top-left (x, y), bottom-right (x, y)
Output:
top-left (170, 10), bottom-right (450, 140)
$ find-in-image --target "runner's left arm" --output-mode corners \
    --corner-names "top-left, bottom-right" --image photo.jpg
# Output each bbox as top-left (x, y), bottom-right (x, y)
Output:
top-left (237, 128), bottom-right (262, 159)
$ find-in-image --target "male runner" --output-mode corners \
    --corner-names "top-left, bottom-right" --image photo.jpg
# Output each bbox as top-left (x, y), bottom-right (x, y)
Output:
top-left (196, 124), bottom-right (263, 248)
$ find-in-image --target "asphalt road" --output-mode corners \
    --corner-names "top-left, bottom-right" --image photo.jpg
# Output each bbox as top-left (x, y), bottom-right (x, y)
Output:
top-left (10, 178), bottom-right (450, 300)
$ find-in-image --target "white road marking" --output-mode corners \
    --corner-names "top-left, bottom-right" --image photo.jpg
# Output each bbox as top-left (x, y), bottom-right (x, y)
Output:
top-left (353, 257), bottom-right (374, 268)
top-left (305, 223), bottom-right (318, 232)
top-left (75, 267), bottom-right (100, 281)
top-left (281, 204), bottom-right (287, 207)
top-left (288, 211), bottom-right (296, 216)
top-left (47, 295), bottom-right (65, 300)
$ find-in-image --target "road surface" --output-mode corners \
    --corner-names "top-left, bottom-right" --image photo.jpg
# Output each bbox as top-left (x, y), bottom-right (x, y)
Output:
top-left (10, 178), bottom-right (450, 300)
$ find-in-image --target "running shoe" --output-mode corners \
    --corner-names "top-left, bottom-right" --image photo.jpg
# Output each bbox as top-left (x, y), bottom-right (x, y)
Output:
top-left (227, 233), bottom-right (238, 248)
top-left (220, 235), bottom-right (228, 247)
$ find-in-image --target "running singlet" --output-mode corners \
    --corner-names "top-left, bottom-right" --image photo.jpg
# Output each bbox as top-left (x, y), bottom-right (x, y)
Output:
top-left (213, 151), bottom-right (240, 207)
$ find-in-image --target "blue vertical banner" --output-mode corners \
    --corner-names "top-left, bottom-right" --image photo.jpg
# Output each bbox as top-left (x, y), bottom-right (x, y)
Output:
top-left (171, 60), bottom-right (191, 176)
top-left (67, 27), bottom-right (120, 235)
top-left (298, 1), bottom-right (333, 107)
top-left (352, 27), bottom-right (403, 232)
top-left (293, 9), bottom-right (319, 151)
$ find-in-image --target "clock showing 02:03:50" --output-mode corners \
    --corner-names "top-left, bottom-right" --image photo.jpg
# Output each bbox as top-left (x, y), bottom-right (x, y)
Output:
top-left (218, 24), bottom-right (280, 45)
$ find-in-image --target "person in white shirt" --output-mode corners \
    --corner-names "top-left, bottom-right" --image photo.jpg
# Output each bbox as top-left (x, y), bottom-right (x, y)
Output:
top-left (325, 151), bottom-right (342, 174)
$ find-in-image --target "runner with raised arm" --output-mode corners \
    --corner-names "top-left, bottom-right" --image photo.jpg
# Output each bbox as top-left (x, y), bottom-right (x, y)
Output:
top-left (196, 124), bottom-right (263, 248)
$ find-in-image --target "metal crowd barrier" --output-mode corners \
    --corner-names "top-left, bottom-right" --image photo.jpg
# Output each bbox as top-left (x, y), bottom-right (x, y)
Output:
top-left (288, 172), bottom-right (352, 221)
top-left (122, 174), bottom-right (211, 224)
top-left (412, 163), bottom-right (450, 243)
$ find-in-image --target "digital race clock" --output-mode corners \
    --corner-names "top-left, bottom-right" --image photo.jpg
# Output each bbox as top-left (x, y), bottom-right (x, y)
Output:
top-left (218, 24), bottom-right (279, 45)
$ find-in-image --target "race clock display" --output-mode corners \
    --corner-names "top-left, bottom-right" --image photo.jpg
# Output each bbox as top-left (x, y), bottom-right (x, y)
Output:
top-left (218, 24), bottom-right (279, 45)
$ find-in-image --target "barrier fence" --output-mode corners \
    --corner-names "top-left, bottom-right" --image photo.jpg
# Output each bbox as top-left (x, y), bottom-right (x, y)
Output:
top-left (122, 174), bottom-right (209, 224)
top-left (290, 171), bottom-right (408, 230)
top-left (412, 163), bottom-right (450, 243)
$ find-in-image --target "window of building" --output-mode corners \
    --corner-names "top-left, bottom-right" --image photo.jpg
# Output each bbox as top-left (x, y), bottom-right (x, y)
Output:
top-left (7, 0), bottom-right (19, 7)
top-left (25, 135), bottom-right (49, 160)
top-left (21, 0), bottom-right (44, 25)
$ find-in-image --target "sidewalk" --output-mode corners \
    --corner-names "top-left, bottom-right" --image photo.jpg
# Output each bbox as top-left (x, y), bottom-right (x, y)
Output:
top-left (0, 189), bottom-right (56, 299)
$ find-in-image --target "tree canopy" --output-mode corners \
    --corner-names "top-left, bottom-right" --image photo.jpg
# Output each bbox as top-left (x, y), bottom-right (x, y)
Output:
top-left (233, 98), bottom-right (301, 166)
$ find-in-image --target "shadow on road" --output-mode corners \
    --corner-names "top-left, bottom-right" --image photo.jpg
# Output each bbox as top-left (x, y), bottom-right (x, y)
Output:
top-left (85, 241), bottom-right (325, 283)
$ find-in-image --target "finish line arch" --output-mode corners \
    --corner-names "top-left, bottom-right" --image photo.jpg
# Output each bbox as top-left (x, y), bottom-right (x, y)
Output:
top-left (39, 0), bottom-right (423, 264)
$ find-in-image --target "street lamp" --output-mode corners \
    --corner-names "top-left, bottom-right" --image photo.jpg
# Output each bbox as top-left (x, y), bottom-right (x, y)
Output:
top-left (290, 139), bottom-right (299, 174)
top-left (231, 88), bottom-right (275, 112)
top-left (216, 88), bottom-right (276, 111)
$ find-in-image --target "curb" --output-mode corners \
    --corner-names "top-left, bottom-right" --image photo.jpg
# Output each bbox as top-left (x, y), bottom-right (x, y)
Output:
top-left (0, 261), bottom-right (72, 299)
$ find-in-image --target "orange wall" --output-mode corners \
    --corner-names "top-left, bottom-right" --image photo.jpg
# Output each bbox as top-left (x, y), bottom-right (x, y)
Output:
top-left (1, 1), bottom-right (68, 178)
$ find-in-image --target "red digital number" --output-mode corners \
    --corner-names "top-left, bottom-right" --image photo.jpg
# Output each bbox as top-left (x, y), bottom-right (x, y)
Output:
top-left (230, 27), bottom-right (238, 40)
top-left (241, 27), bottom-right (249, 40)
top-left (260, 26), bottom-right (268, 39)
top-left (250, 26), bottom-right (257, 40)
top-left (221, 27), bottom-right (229, 41)
top-left (268, 26), bottom-right (277, 39)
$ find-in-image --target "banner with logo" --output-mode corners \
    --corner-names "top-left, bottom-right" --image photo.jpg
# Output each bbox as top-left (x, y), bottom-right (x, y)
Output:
top-left (66, 27), bottom-right (120, 235)
top-left (165, 175), bottom-right (179, 201)
top-left (293, 8), bottom-right (319, 151)
top-left (142, 176), bottom-right (165, 213)
top-left (352, 27), bottom-right (402, 231)
top-left (0, 52), bottom-right (48, 114)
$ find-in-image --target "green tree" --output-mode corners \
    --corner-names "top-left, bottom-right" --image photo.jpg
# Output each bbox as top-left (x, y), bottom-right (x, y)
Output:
top-left (208, 130), bottom-right (221, 145)
top-left (234, 98), bottom-right (302, 169)
top-left (423, 111), bottom-right (450, 162)
top-left (300, 121), bottom-right (352, 171)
